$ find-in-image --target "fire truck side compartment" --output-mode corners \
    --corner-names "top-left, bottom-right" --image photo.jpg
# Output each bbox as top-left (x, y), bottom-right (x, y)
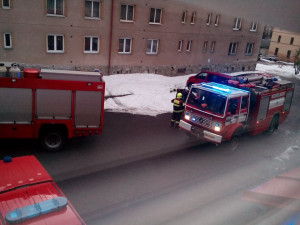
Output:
top-left (0, 88), bottom-right (32, 124)
top-left (36, 89), bottom-right (72, 119)
top-left (75, 91), bottom-right (103, 128)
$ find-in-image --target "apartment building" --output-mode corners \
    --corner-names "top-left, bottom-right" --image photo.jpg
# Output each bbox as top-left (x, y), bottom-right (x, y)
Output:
top-left (269, 28), bottom-right (300, 62)
top-left (0, 0), bottom-right (263, 75)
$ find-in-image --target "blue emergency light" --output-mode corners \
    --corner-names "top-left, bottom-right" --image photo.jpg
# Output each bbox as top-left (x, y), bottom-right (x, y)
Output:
top-left (201, 83), bottom-right (231, 93)
top-left (5, 197), bottom-right (68, 223)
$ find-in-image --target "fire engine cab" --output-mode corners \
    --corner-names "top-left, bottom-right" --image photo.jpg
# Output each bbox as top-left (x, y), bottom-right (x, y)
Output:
top-left (179, 75), bottom-right (294, 147)
top-left (0, 155), bottom-right (85, 224)
top-left (0, 68), bottom-right (105, 151)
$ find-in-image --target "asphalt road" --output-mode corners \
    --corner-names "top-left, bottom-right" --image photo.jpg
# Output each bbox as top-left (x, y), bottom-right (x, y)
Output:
top-left (1, 76), bottom-right (299, 225)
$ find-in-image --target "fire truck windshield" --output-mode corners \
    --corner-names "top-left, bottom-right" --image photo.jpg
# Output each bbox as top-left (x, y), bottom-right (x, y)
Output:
top-left (187, 88), bottom-right (227, 116)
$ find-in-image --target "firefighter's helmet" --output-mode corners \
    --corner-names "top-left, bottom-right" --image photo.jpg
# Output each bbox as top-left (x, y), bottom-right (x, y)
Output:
top-left (176, 93), bottom-right (183, 99)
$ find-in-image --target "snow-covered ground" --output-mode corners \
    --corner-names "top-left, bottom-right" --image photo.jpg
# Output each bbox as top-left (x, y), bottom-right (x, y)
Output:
top-left (104, 61), bottom-right (299, 116)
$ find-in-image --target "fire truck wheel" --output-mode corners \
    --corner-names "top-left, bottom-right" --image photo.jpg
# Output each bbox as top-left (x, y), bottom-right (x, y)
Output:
top-left (40, 129), bottom-right (66, 151)
top-left (267, 116), bottom-right (279, 135)
top-left (228, 135), bottom-right (239, 151)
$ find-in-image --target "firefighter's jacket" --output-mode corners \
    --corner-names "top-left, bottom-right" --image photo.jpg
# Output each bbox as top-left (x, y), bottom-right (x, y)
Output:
top-left (171, 98), bottom-right (185, 113)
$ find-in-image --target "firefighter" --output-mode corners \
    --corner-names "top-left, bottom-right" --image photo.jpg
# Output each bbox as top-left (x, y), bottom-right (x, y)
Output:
top-left (170, 92), bottom-right (185, 127)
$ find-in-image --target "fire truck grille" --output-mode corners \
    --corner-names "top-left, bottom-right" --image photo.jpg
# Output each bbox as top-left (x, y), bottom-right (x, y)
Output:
top-left (190, 113), bottom-right (213, 129)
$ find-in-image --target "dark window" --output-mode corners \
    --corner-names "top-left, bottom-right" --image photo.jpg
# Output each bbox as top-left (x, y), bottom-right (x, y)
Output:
top-left (207, 75), bottom-right (228, 83)
top-left (4, 33), bottom-right (12, 48)
top-left (181, 11), bottom-right (187, 23)
top-left (290, 37), bottom-right (294, 45)
top-left (85, 0), bottom-right (100, 18)
top-left (287, 50), bottom-right (291, 59)
top-left (47, 0), bottom-right (64, 15)
top-left (228, 98), bottom-right (239, 115)
top-left (274, 48), bottom-right (279, 56)
top-left (150, 8), bottom-right (162, 24)
top-left (121, 4), bottom-right (134, 21)
top-left (228, 42), bottom-right (238, 55)
top-left (3, 0), bottom-right (10, 7)
top-left (241, 96), bottom-right (248, 110)
top-left (277, 35), bottom-right (281, 42)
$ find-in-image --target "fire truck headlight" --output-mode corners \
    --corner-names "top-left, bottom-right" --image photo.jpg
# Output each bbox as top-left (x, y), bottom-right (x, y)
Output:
top-left (185, 113), bottom-right (190, 120)
top-left (214, 123), bottom-right (221, 132)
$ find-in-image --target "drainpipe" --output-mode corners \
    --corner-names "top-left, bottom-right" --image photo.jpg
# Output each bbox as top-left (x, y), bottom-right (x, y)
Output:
top-left (108, 0), bottom-right (114, 75)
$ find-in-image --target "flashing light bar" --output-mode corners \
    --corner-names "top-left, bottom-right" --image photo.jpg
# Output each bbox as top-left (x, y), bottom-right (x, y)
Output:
top-left (201, 83), bottom-right (230, 93)
top-left (5, 197), bottom-right (68, 223)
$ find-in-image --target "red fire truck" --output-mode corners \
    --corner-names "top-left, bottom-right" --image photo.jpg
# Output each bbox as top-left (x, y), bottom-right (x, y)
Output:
top-left (0, 155), bottom-right (85, 224)
top-left (179, 75), bottom-right (294, 148)
top-left (0, 68), bottom-right (105, 151)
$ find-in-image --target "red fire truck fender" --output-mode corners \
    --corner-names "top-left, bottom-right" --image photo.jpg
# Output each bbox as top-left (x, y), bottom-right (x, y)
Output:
top-left (223, 123), bottom-right (244, 141)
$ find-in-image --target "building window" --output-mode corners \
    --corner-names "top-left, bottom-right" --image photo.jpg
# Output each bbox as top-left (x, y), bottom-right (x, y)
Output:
top-left (47, 34), bottom-right (64, 53)
top-left (47, 0), bottom-right (64, 16)
top-left (121, 4), bottom-right (134, 21)
top-left (178, 40), bottom-right (183, 52)
top-left (277, 35), bottom-right (281, 42)
top-left (2, 0), bottom-right (10, 8)
top-left (210, 41), bottom-right (215, 53)
top-left (290, 37), bottom-right (294, 45)
top-left (181, 10), bottom-right (187, 23)
top-left (287, 50), bottom-right (291, 59)
top-left (118, 38), bottom-right (132, 54)
top-left (85, 0), bottom-right (100, 19)
top-left (150, 8), bottom-right (162, 24)
top-left (206, 13), bottom-right (212, 25)
top-left (187, 40), bottom-right (192, 52)
top-left (245, 43), bottom-right (254, 55)
top-left (146, 39), bottom-right (159, 54)
top-left (4, 33), bottom-right (12, 49)
top-left (250, 21), bottom-right (257, 31)
top-left (228, 42), bottom-right (238, 55)
top-left (191, 11), bottom-right (196, 24)
top-left (202, 41), bottom-right (208, 53)
top-left (84, 36), bottom-right (99, 53)
top-left (214, 14), bottom-right (220, 26)
top-left (233, 17), bottom-right (242, 30)
top-left (274, 48), bottom-right (279, 56)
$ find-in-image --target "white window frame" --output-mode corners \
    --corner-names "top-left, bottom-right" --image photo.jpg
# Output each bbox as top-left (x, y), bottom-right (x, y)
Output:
top-left (233, 17), bottom-right (242, 30)
top-left (4, 32), bottom-right (12, 49)
top-left (120, 4), bottom-right (134, 22)
top-left (146, 39), bottom-right (159, 55)
top-left (47, 0), bottom-right (64, 16)
top-left (229, 42), bottom-right (238, 55)
top-left (202, 41), bottom-right (208, 53)
top-left (206, 13), bottom-right (212, 25)
top-left (2, 0), bottom-right (10, 9)
top-left (191, 11), bottom-right (196, 24)
top-left (149, 8), bottom-right (162, 24)
top-left (118, 38), bottom-right (132, 54)
top-left (214, 14), bottom-right (220, 26)
top-left (245, 43), bottom-right (254, 55)
top-left (47, 34), bottom-right (64, 53)
top-left (181, 10), bottom-right (187, 23)
top-left (84, 36), bottom-right (99, 53)
top-left (85, 0), bottom-right (101, 19)
top-left (210, 41), bottom-right (215, 53)
top-left (250, 21), bottom-right (257, 32)
top-left (186, 40), bottom-right (192, 52)
top-left (178, 40), bottom-right (183, 52)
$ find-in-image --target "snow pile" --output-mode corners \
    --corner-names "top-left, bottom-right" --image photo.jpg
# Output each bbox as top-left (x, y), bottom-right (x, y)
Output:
top-left (104, 62), bottom-right (298, 116)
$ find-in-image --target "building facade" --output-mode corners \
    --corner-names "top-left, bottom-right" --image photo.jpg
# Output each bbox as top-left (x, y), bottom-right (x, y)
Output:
top-left (0, 0), bottom-right (263, 75)
top-left (269, 28), bottom-right (300, 62)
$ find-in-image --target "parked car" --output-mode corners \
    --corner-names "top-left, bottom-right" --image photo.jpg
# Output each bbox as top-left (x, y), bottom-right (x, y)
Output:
top-left (186, 71), bottom-right (231, 88)
top-left (263, 54), bottom-right (278, 62)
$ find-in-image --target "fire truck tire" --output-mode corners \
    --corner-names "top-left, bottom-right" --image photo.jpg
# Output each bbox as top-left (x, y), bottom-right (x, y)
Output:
top-left (228, 135), bottom-right (239, 151)
top-left (40, 129), bottom-right (66, 151)
top-left (267, 115), bottom-right (279, 135)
